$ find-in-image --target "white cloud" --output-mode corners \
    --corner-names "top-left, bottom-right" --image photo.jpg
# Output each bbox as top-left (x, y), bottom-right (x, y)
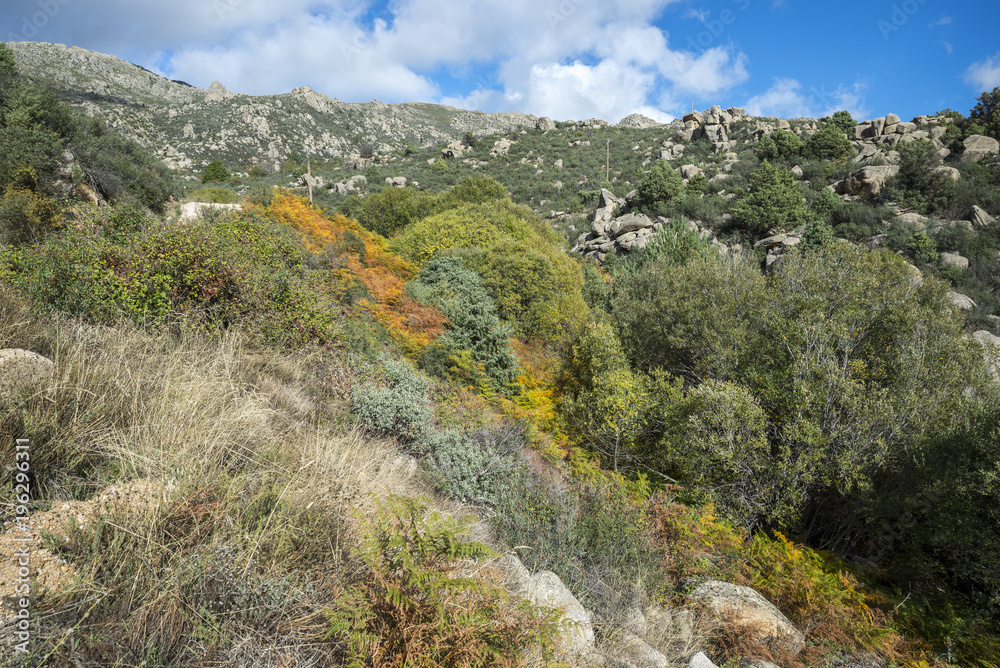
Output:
top-left (746, 78), bottom-right (869, 119)
top-left (965, 52), bottom-right (1000, 92)
top-left (2, 0), bottom-right (755, 121)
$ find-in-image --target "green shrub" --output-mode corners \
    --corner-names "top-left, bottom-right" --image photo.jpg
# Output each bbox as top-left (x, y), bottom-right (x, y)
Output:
top-left (635, 161), bottom-right (683, 215)
top-left (201, 160), bottom-right (230, 184)
top-left (908, 231), bottom-right (938, 265)
top-left (412, 257), bottom-right (520, 394)
top-left (190, 187), bottom-right (239, 204)
top-left (471, 240), bottom-right (588, 342)
top-left (828, 110), bottom-right (857, 135)
top-left (757, 129), bottom-right (803, 162)
top-left (886, 139), bottom-right (951, 214)
top-left (805, 125), bottom-right (854, 161)
top-left (800, 218), bottom-right (834, 248)
top-left (729, 161), bottom-right (806, 238)
top-left (350, 358), bottom-right (432, 444)
top-left (0, 186), bottom-right (62, 245)
top-left (686, 172), bottom-right (710, 194)
top-left (388, 199), bottom-right (548, 265)
top-left (352, 186), bottom-right (435, 237)
top-left (971, 87), bottom-right (1000, 140)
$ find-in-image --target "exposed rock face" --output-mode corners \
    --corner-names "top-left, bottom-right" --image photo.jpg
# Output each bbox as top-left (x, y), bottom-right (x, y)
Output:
top-left (9, 41), bottom-right (538, 169)
top-left (968, 205), bottom-right (996, 228)
top-left (688, 580), bottom-right (805, 656)
top-left (838, 165), bottom-right (900, 199)
top-left (948, 292), bottom-right (976, 311)
top-left (689, 653), bottom-right (719, 668)
top-left (940, 252), bottom-right (969, 271)
top-left (179, 202), bottom-right (243, 221)
top-left (536, 116), bottom-right (557, 131)
top-left (0, 349), bottom-right (54, 399)
top-left (618, 113), bottom-right (661, 129)
top-left (962, 135), bottom-right (1000, 162)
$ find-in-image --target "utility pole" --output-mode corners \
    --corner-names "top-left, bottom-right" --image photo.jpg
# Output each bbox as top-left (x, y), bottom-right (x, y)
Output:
top-left (606, 139), bottom-right (610, 183)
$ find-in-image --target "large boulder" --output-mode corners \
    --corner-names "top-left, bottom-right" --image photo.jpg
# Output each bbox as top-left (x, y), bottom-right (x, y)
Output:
top-left (962, 135), bottom-right (1000, 162)
top-left (839, 165), bottom-right (900, 199)
top-left (180, 202), bottom-right (242, 221)
top-left (688, 580), bottom-right (805, 655)
top-left (968, 205), bottom-right (996, 228)
top-left (617, 632), bottom-right (667, 668)
top-left (948, 292), bottom-right (976, 311)
top-left (536, 117), bottom-right (557, 131)
top-left (521, 571), bottom-right (595, 652)
top-left (689, 652), bottom-right (719, 668)
top-left (0, 349), bottom-right (54, 399)
top-left (940, 252), bottom-right (969, 271)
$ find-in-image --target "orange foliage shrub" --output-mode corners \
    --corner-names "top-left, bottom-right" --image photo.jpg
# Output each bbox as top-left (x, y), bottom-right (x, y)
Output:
top-left (258, 192), bottom-right (443, 351)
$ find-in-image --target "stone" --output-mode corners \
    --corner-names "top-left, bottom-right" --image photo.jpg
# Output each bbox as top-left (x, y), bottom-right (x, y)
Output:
top-left (689, 652), bottom-right (719, 668)
top-left (791, 165), bottom-right (804, 178)
top-left (968, 205), bottom-right (996, 228)
top-left (948, 292), bottom-right (976, 311)
top-left (781, 236), bottom-right (801, 247)
top-left (778, 119), bottom-right (791, 130)
top-left (940, 252), bottom-right (969, 271)
top-left (520, 571), bottom-right (595, 652)
top-left (615, 213), bottom-right (655, 235)
top-left (895, 122), bottom-right (917, 134)
top-left (933, 166), bottom-right (961, 181)
top-left (536, 117), bottom-right (557, 131)
top-left (0, 349), bottom-right (55, 399)
top-left (903, 262), bottom-right (923, 287)
top-left (986, 315), bottom-right (1000, 333)
top-left (680, 164), bottom-right (702, 179)
top-left (896, 212), bottom-right (928, 232)
top-left (885, 112), bottom-right (901, 125)
top-left (180, 202), bottom-right (242, 221)
top-left (840, 165), bottom-right (900, 199)
top-left (754, 233), bottom-right (788, 249)
top-left (854, 123), bottom-right (872, 140)
top-left (689, 580), bottom-right (805, 655)
top-left (962, 135), bottom-right (1000, 162)
top-left (491, 138), bottom-right (513, 156)
top-left (683, 111), bottom-right (704, 126)
top-left (618, 632), bottom-right (667, 668)
top-left (973, 330), bottom-right (1000, 382)
top-left (872, 117), bottom-right (886, 135)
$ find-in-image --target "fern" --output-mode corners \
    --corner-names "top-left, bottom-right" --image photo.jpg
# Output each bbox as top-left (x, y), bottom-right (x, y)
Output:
top-left (326, 495), bottom-right (564, 667)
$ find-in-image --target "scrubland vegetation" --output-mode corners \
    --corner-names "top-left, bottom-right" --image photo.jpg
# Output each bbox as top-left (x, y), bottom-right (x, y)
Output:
top-left (2, 42), bottom-right (1000, 667)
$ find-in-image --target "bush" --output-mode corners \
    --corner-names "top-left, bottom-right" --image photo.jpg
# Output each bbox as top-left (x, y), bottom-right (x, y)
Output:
top-left (350, 358), bottom-right (432, 444)
top-left (828, 110), bottom-right (857, 135)
top-left (352, 186), bottom-right (436, 237)
top-left (729, 161), bottom-right (806, 239)
top-left (805, 125), bottom-right (854, 161)
top-left (0, 186), bottom-right (61, 245)
top-left (419, 424), bottom-right (527, 505)
top-left (757, 130), bottom-right (803, 162)
top-left (413, 257), bottom-right (520, 394)
top-left (908, 231), bottom-right (938, 265)
top-left (635, 161), bottom-right (683, 214)
top-left (799, 218), bottom-right (834, 248)
top-left (388, 199), bottom-right (550, 266)
top-left (886, 139), bottom-right (950, 214)
top-left (190, 187), bottom-right (239, 204)
top-left (971, 87), bottom-right (1000, 140)
top-left (201, 160), bottom-right (230, 183)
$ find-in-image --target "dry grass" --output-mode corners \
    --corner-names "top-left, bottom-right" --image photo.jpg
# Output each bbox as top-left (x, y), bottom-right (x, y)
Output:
top-left (0, 283), bottom-right (470, 666)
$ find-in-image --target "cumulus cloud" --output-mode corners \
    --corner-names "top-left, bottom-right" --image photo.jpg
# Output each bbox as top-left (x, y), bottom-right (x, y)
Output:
top-left (965, 52), bottom-right (1000, 92)
top-left (0, 0), bottom-right (755, 121)
top-left (746, 78), bottom-right (869, 119)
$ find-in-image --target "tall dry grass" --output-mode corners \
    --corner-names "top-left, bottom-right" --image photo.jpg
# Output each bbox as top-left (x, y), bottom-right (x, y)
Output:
top-left (0, 283), bottom-right (444, 666)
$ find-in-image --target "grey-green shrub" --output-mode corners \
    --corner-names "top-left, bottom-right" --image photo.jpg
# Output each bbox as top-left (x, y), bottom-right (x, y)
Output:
top-left (420, 424), bottom-right (526, 505)
top-left (350, 358), bottom-right (432, 444)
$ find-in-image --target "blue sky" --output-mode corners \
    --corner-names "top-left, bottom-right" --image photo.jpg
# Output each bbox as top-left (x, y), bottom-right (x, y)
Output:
top-left (2, 0), bottom-right (1000, 123)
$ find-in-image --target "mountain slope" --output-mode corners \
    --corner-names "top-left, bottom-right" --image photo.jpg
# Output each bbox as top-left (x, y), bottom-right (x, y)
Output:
top-left (8, 41), bottom-right (539, 171)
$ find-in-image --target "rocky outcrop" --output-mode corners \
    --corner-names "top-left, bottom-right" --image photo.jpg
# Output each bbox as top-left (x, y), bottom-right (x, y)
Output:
top-left (948, 292), bottom-right (976, 311)
top-left (0, 349), bottom-right (54, 399)
top-left (688, 580), bottom-right (805, 655)
top-left (179, 202), bottom-right (243, 221)
top-left (968, 205), bottom-right (996, 228)
top-left (836, 165), bottom-right (900, 199)
top-left (331, 174), bottom-right (368, 196)
top-left (676, 105), bottom-right (746, 152)
top-left (618, 113), bottom-right (662, 129)
top-left (961, 135), bottom-right (1000, 162)
top-left (940, 252), bottom-right (969, 271)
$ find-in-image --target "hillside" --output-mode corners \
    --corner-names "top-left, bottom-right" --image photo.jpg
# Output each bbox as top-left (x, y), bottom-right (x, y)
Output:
top-left (8, 41), bottom-right (539, 172)
top-left (2, 41), bottom-right (1000, 668)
